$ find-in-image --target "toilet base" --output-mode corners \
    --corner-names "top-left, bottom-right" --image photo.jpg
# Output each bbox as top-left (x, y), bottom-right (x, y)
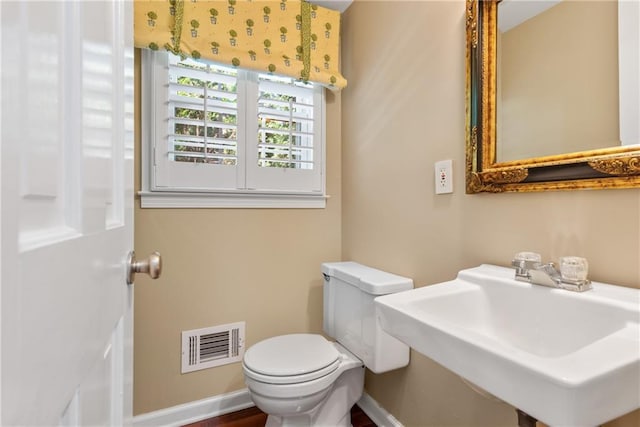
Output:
top-left (261, 365), bottom-right (365, 427)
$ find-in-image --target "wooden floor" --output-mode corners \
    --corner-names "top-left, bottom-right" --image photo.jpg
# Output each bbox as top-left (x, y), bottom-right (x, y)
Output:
top-left (183, 405), bottom-right (376, 427)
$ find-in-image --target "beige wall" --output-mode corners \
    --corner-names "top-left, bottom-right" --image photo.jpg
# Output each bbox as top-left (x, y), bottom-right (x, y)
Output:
top-left (341, 1), bottom-right (639, 426)
top-left (133, 53), bottom-right (343, 414)
top-left (133, 0), bottom-right (640, 425)
top-left (498, 0), bottom-right (619, 162)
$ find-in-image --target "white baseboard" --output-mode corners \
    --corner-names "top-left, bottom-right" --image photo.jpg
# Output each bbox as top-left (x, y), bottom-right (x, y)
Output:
top-left (132, 389), bottom-right (254, 427)
top-left (132, 389), bottom-right (403, 427)
top-left (357, 393), bottom-right (404, 427)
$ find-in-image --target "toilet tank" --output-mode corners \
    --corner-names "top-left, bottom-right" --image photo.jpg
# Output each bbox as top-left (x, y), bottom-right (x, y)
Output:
top-left (321, 262), bottom-right (413, 373)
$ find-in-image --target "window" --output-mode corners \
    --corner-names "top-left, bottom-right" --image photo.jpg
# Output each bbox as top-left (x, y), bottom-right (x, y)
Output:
top-left (140, 50), bottom-right (326, 208)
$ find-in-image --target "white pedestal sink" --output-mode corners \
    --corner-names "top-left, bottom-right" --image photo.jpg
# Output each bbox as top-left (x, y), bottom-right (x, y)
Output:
top-left (375, 264), bottom-right (640, 426)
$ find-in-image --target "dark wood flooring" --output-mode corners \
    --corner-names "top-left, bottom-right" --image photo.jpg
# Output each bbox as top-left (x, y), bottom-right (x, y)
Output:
top-left (183, 404), bottom-right (376, 427)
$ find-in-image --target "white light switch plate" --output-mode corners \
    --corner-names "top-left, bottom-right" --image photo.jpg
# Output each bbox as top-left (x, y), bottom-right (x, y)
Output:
top-left (435, 159), bottom-right (453, 194)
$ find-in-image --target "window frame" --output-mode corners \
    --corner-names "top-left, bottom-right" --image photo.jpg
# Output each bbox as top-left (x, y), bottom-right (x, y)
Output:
top-left (139, 50), bottom-right (327, 208)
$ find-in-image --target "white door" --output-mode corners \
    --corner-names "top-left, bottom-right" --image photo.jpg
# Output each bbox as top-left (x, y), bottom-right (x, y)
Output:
top-left (1, 1), bottom-right (137, 425)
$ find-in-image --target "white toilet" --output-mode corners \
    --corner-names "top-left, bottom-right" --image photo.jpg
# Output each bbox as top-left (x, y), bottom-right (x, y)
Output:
top-left (242, 262), bottom-right (414, 427)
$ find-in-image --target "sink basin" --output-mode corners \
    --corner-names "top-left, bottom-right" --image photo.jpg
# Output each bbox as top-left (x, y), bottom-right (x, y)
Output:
top-left (375, 264), bottom-right (640, 426)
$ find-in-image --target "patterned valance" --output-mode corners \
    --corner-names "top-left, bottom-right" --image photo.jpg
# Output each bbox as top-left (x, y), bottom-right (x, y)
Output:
top-left (134, 0), bottom-right (346, 90)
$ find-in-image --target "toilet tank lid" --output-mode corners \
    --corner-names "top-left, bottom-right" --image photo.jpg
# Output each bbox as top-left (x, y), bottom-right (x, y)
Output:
top-left (321, 262), bottom-right (413, 295)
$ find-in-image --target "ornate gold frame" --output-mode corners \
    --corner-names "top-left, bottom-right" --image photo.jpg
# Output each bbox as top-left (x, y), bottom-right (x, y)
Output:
top-left (465, 0), bottom-right (640, 193)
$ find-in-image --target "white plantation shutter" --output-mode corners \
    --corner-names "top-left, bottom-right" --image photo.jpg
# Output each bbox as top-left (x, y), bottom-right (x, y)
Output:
top-left (167, 57), bottom-right (238, 166)
top-left (257, 77), bottom-right (316, 170)
top-left (150, 52), bottom-right (242, 191)
top-left (142, 50), bottom-right (324, 205)
top-left (246, 73), bottom-right (323, 192)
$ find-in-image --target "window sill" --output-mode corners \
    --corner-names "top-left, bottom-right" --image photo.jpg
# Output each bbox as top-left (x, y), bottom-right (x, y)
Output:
top-left (138, 191), bottom-right (328, 209)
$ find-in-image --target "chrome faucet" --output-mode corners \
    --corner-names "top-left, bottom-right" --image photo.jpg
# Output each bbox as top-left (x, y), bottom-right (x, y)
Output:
top-left (511, 252), bottom-right (592, 292)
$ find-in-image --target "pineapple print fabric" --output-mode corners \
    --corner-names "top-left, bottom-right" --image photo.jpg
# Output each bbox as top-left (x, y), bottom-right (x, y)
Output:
top-left (134, 0), bottom-right (177, 52)
top-left (306, 3), bottom-right (342, 87)
top-left (134, 0), bottom-right (346, 90)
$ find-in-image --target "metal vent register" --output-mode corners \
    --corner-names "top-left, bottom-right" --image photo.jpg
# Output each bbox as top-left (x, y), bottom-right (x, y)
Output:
top-left (181, 322), bottom-right (245, 373)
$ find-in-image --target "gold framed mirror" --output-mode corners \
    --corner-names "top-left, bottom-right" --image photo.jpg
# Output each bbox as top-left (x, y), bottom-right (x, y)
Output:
top-left (465, 0), bottom-right (640, 193)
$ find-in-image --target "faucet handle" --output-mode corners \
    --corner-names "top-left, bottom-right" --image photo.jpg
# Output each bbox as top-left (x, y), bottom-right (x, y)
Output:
top-left (559, 256), bottom-right (589, 282)
top-left (514, 252), bottom-right (542, 262)
top-left (512, 252), bottom-right (542, 269)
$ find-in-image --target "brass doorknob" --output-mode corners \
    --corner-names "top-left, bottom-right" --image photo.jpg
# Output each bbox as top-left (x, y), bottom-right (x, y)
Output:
top-left (126, 251), bottom-right (162, 285)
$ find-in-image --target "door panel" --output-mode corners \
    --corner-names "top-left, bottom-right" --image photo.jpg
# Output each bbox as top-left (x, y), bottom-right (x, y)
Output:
top-left (1, 1), bottom-right (133, 425)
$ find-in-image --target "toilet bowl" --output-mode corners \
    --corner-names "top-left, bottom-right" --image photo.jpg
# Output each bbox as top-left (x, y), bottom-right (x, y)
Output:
top-left (242, 262), bottom-right (414, 427)
top-left (243, 334), bottom-right (364, 426)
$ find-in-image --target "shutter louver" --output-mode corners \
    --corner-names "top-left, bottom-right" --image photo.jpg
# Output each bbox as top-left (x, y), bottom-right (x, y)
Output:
top-left (168, 56), bottom-right (238, 165)
top-left (257, 75), bottom-right (315, 170)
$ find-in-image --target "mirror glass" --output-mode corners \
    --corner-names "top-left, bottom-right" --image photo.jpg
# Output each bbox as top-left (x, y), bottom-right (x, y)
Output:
top-left (465, 0), bottom-right (640, 194)
top-left (495, 0), bottom-right (639, 163)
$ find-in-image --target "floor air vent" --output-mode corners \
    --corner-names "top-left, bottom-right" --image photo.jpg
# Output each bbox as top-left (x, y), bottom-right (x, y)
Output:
top-left (181, 322), bottom-right (245, 373)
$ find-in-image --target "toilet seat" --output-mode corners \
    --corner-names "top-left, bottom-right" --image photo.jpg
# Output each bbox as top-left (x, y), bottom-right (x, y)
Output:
top-left (244, 358), bottom-right (341, 385)
top-left (243, 334), bottom-right (340, 385)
